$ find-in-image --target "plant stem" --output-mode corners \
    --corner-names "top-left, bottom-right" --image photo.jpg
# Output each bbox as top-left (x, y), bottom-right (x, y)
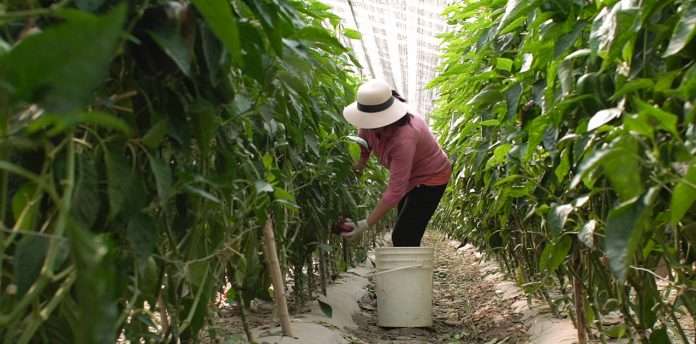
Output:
top-left (294, 261), bottom-right (303, 311)
top-left (178, 265), bottom-right (210, 333)
top-left (17, 270), bottom-right (77, 344)
top-left (342, 236), bottom-right (350, 270)
top-left (319, 243), bottom-right (328, 296)
top-left (235, 284), bottom-right (254, 344)
top-left (306, 253), bottom-right (314, 301)
top-left (540, 289), bottom-right (560, 318)
top-left (158, 291), bottom-right (170, 337)
top-left (661, 297), bottom-right (690, 344)
top-left (0, 92), bottom-right (8, 227)
top-left (573, 255), bottom-right (588, 344)
top-left (0, 134), bottom-right (75, 326)
top-left (0, 0), bottom-right (69, 20)
top-left (0, 93), bottom-right (8, 292)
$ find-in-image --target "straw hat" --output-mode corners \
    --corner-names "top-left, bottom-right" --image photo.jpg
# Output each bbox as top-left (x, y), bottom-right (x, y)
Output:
top-left (343, 79), bottom-right (409, 129)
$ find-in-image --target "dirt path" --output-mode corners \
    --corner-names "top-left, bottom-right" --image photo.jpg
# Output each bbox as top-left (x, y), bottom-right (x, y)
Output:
top-left (346, 232), bottom-right (528, 344)
top-left (204, 232), bottom-right (535, 343)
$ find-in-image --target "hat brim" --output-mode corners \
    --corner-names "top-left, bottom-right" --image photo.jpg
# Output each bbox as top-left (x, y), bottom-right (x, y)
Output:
top-left (343, 99), bottom-right (409, 129)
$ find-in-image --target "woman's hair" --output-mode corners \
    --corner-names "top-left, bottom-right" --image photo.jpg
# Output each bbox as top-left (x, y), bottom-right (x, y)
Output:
top-left (392, 90), bottom-right (406, 102)
top-left (388, 113), bottom-right (413, 128)
top-left (386, 90), bottom-right (412, 128)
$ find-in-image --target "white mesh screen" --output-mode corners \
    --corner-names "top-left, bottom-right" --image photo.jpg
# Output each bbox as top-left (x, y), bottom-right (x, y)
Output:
top-left (323, 0), bottom-right (448, 118)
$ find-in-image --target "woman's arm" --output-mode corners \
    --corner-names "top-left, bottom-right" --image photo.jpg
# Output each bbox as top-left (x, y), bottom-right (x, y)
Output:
top-left (366, 198), bottom-right (393, 225)
top-left (344, 142), bottom-right (414, 238)
top-left (343, 199), bottom-right (393, 238)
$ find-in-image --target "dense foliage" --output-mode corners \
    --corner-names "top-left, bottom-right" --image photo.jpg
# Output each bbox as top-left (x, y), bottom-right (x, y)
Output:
top-left (0, 0), bottom-right (382, 342)
top-left (431, 0), bottom-right (696, 342)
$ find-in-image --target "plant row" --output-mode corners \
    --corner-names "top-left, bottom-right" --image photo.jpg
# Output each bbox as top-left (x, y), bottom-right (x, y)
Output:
top-left (431, 0), bottom-right (696, 342)
top-left (0, 1), bottom-right (380, 342)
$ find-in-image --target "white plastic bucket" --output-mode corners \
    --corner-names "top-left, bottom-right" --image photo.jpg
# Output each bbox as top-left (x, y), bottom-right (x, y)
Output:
top-left (374, 247), bottom-right (434, 327)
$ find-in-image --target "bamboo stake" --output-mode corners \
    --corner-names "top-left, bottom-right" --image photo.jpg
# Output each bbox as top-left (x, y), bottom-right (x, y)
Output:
top-left (262, 216), bottom-right (293, 337)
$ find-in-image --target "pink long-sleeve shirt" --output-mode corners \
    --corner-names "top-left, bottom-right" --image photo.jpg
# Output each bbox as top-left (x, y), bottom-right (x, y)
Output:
top-left (358, 114), bottom-right (451, 207)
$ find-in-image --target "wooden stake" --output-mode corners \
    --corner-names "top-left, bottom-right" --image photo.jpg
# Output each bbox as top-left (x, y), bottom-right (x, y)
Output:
top-left (262, 216), bottom-right (293, 337)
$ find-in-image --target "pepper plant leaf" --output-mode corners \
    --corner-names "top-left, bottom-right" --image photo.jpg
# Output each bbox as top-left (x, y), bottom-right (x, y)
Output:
top-left (664, 1), bottom-right (696, 57)
top-left (0, 5), bottom-right (126, 113)
top-left (605, 196), bottom-right (648, 281)
top-left (671, 162), bottom-right (696, 224)
top-left (191, 0), bottom-right (242, 65)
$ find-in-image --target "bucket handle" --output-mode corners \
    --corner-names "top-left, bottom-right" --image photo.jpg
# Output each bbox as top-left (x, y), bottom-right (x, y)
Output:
top-left (369, 264), bottom-right (423, 277)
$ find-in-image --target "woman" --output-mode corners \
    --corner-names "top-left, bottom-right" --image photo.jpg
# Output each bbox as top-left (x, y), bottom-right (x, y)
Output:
top-left (341, 79), bottom-right (451, 247)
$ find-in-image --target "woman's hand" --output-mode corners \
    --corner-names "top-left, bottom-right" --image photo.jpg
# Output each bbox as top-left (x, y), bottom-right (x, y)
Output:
top-left (341, 219), bottom-right (369, 239)
top-left (352, 161), bottom-right (366, 176)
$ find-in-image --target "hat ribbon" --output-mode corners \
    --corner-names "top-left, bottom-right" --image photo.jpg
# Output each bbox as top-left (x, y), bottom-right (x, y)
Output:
top-left (357, 97), bottom-right (395, 113)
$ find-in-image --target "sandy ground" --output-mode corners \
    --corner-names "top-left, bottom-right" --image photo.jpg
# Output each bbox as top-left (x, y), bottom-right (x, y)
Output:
top-left (346, 233), bottom-right (529, 343)
top-left (202, 231), bottom-right (591, 344)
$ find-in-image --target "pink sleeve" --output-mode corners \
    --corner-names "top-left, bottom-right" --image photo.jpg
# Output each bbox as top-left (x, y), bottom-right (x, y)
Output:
top-left (381, 134), bottom-right (417, 207)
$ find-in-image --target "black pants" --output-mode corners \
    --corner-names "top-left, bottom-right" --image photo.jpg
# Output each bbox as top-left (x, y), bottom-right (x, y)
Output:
top-left (392, 184), bottom-right (447, 247)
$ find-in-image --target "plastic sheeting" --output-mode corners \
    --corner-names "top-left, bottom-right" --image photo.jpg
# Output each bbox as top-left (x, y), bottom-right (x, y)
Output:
top-left (324, 0), bottom-right (448, 118)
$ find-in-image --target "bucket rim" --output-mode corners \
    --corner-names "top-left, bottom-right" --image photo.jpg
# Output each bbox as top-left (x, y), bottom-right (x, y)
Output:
top-left (375, 246), bottom-right (434, 252)
top-left (375, 247), bottom-right (435, 257)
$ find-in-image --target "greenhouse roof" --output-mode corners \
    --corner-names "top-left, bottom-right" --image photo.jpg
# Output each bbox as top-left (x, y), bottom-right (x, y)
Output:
top-left (323, 0), bottom-right (449, 118)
